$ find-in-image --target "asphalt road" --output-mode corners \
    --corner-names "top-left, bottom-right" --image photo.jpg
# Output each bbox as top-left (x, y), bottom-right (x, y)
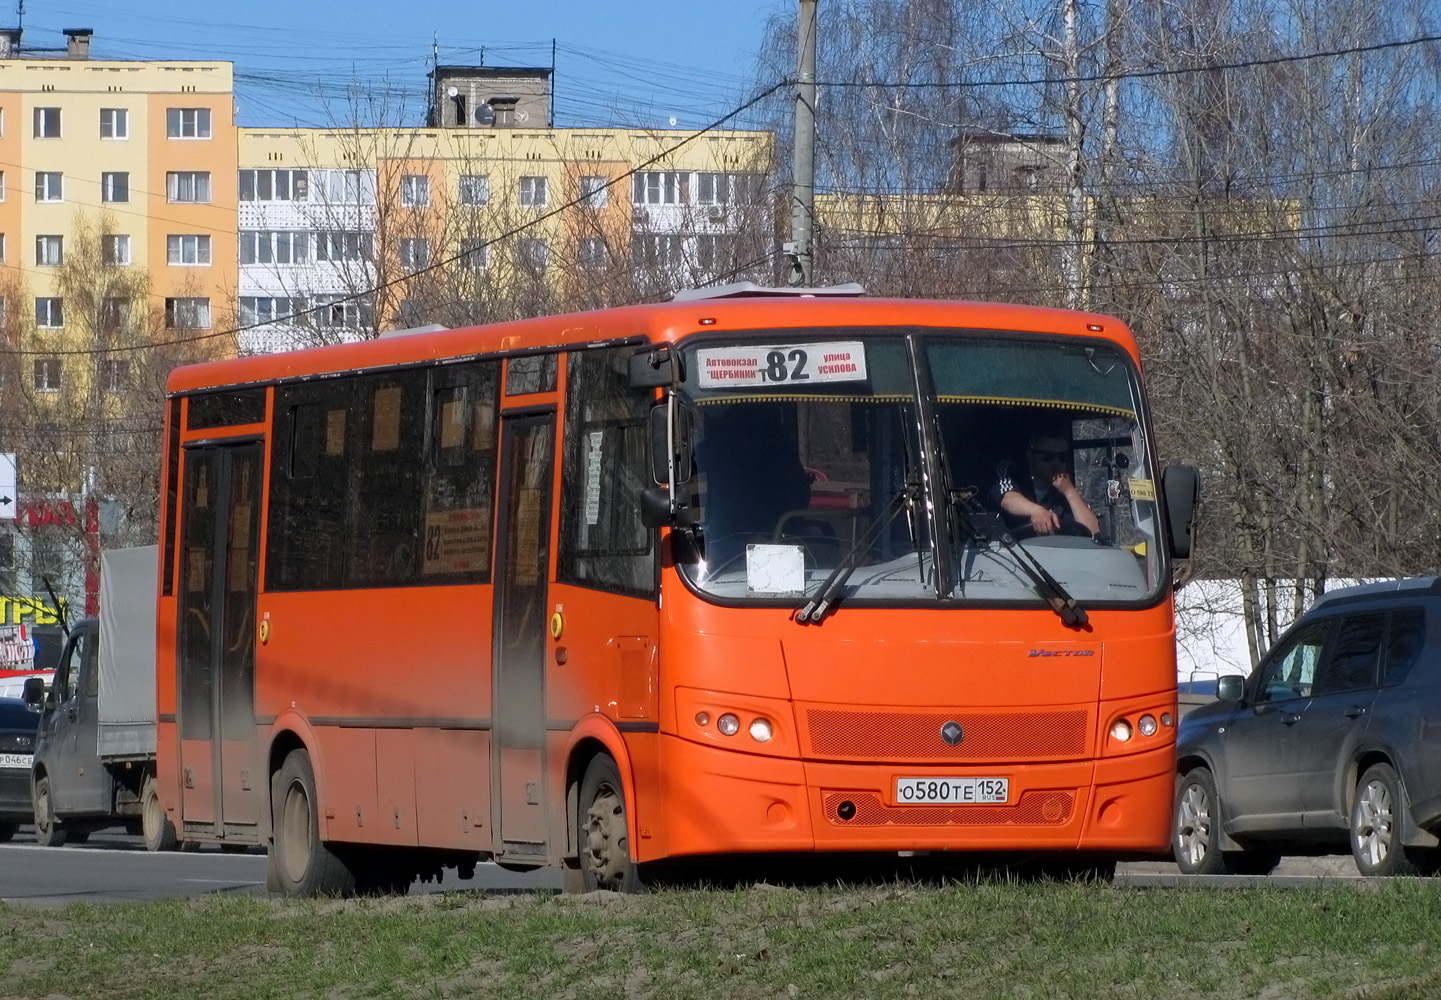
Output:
top-left (0, 827), bottom-right (564, 906)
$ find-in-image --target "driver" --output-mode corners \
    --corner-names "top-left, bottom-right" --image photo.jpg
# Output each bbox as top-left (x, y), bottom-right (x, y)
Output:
top-left (991, 422), bottom-right (1099, 539)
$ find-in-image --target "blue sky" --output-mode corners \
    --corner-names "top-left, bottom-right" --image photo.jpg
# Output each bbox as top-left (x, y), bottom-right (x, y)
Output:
top-left (17, 0), bottom-right (789, 129)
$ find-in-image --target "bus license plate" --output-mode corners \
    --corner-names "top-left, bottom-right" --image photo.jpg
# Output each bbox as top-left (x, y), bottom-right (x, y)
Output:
top-left (0, 753), bottom-right (33, 770)
top-left (896, 777), bottom-right (1008, 805)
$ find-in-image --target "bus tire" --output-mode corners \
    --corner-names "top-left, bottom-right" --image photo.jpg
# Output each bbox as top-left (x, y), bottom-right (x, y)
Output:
top-left (578, 755), bottom-right (643, 893)
top-left (0, 822), bottom-right (15, 842)
top-left (271, 749), bottom-right (354, 897)
top-left (32, 774), bottom-right (66, 847)
top-left (142, 775), bottom-right (178, 852)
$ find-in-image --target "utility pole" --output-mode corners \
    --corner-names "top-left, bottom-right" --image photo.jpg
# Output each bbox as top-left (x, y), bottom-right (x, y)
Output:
top-left (787, 0), bottom-right (817, 286)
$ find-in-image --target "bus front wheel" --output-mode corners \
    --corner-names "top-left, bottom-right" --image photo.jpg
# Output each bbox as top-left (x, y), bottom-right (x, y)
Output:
top-left (271, 749), bottom-right (354, 897)
top-left (578, 755), bottom-right (642, 893)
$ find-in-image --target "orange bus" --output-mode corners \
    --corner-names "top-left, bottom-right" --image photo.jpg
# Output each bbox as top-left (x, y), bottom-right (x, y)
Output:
top-left (154, 285), bottom-right (1199, 895)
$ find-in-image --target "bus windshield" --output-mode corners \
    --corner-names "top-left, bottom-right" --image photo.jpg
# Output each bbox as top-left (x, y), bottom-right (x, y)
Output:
top-left (675, 328), bottom-right (1164, 609)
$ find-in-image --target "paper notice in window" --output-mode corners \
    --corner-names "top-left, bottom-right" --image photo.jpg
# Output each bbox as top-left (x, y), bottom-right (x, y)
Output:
top-left (746, 544), bottom-right (806, 594)
top-left (422, 507), bottom-right (492, 575)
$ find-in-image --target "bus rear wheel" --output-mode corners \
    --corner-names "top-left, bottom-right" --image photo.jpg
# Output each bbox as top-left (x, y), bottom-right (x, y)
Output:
top-left (142, 775), bottom-right (178, 852)
top-left (578, 755), bottom-right (642, 893)
top-left (271, 749), bottom-right (354, 897)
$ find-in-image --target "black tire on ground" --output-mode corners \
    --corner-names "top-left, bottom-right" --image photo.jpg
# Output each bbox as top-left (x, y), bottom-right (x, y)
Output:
top-left (1351, 762), bottom-right (1433, 877)
top-left (1172, 767), bottom-right (1280, 876)
top-left (578, 755), bottom-right (643, 893)
top-left (32, 774), bottom-right (66, 847)
top-left (270, 748), bottom-right (354, 897)
top-left (142, 775), bottom-right (178, 852)
top-left (0, 822), bottom-right (15, 842)
top-left (66, 828), bottom-right (90, 844)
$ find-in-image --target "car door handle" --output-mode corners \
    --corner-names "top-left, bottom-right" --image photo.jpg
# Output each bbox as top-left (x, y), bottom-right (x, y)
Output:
top-left (1345, 706), bottom-right (1368, 719)
top-left (1281, 713), bottom-right (1302, 725)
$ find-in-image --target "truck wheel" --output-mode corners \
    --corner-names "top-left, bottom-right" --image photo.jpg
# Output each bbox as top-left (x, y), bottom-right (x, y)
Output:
top-left (142, 776), bottom-right (178, 852)
top-left (32, 775), bottom-right (66, 847)
top-left (578, 755), bottom-right (643, 893)
top-left (271, 748), bottom-right (354, 897)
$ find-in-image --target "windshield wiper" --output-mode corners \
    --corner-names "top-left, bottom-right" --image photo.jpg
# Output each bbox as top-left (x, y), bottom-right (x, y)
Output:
top-left (952, 492), bottom-right (1089, 629)
top-left (796, 483), bottom-right (917, 625)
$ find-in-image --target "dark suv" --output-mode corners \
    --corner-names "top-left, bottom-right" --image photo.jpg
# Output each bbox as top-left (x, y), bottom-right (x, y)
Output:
top-left (1174, 578), bottom-right (1441, 876)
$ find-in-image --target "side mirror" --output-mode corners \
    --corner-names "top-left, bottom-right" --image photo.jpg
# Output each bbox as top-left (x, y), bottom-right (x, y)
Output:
top-left (640, 483), bottom-right (693, 528)
top-left (628, 348), bottom-right (677, 389)
top-left (647, 402), bottom-right (692, 486)
top-left (1162, 463), bottom-right (1200, 559)
top-left (1216, 674), bottom-right (1245, 702)
top-left (22, 675), bottom-right (44, 708)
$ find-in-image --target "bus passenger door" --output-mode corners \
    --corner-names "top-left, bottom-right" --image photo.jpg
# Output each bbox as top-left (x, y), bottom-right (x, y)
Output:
top-left (176, 441), bottom-right (262, 842)
top-left (491, 412), bottom-right (555, 862)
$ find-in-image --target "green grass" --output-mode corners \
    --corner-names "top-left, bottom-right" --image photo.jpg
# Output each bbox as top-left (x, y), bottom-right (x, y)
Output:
top-left (2, 878), bottom-right (1438, 999)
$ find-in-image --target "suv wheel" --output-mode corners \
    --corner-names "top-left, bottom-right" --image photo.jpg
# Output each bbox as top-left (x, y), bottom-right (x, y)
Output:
top-left (1351, 763), bottom-right (1434, 877)
top-left (1174, 768), bottom-right (1280, 876)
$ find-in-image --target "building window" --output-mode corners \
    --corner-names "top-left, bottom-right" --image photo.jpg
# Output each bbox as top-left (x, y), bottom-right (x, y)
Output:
top-left (459, 175), bottom-right (490, 206)
top-left (697, 172), bottom-right (731, 205)
top-left (239, 231), bottom-right (309, 265)
top-left (101, 171), bottom-right (129, 203)
top-left (166, 171), bottom-right (211, 203)
top-left (400, 175), bottom-right (430, 208)
top-left (102, 234), bottom-right (131, 266)
top-left (519, 176), bottom-right (548, 208)
top-left (35, 172), bottom-right (62, 202)
top-left (0, 233), bottom-right (6, 262)
top-left (0, 170), bottom-right (5, 201)
top-left (316, 169), bottom-right (375, 205)
top-left (313, 230), bottom-right (373, 262)
top-left (33, 107), bottom-right (60, 138)
top-left (578, 237), bottom-right (608, 270)
top-left (459, 238), bottom-right (489, 270)
top-left (100, 108), bottom-right (128, 139)
top-left (631, 233), bottom-right (685, 269)
top-left (35, 235), bottom-right (63, 266)
top-left (33, 358), bottom-right (62, 392)
top-left (166, 107), bottom-right (211, 139)
top-left (579, 175), bottom-right (608, 208)
top-left (99, 298), bottom-right (131, 330)
top-left (519, 238), bottom-right (549, 273)
top-left (165, 297), bottom-right (211, 329)
top-left (396, 298), bottom-right (428, 327)
top-left (239, 169), bottom-right (308, 201)
top-left (167, 234), bottom-right (212, 266)
top-left (633, 171), bottom-right (682, 205)
top-left (98, 359), bottom-right (130, 392)
top-left (35, 298), bottom-right (63, 329)
top-left (400, 238), bottom-right (430, 271)
top-left (315, 295), bottom-right (373, 329)
top-left (240, 296), bottom-right (305, 326)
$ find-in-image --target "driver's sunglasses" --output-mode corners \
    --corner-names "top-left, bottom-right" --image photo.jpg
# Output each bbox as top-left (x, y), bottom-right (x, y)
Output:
top-left (1029, 448), bottom-right (1067, 463)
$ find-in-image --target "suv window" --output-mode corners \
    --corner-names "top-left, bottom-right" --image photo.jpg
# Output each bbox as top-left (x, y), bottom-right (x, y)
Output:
top-left (1315, 612), bottom-right (1384, 694)
top-left (1383, 608), bottom-right (1426, 685)
top-left (1255, 620), bottom-right (1329, 703)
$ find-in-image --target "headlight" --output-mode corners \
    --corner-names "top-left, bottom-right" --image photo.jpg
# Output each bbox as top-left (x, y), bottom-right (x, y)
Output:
top-left (1138, 714), bottom-right (1158, 737)
top-left (1111, 719), bottom-right (1133, 743)
top-left (717, 713), bottom-right (740, 737)
top-left (749, 718), bottom-right (773, 743)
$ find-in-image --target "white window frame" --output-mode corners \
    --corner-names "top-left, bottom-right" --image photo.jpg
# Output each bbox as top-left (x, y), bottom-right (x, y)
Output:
top-left (35, 297), bottom-right (63, 329)
top-left (579, 175), bottom-right (608, 209)
top-left (166, 234), bottom-right (212, 266)
top-left (459, 237), bottom-right (489, 270)
top-left (518, 176), bottom-right (548, 208)
top-left (35, 172), bottom-right (63, 203)
top-left (400, 174), bottom-right (430, 208)
top-left (166, 171), bottom-right (212, 204)
top-left (33, 357), bottom-right (62, 393)
top-left (101, 171), bottom-right (129, 204)
top-left (519, 237), bottom-right (549, 272)
top-left (33, 107), bottom-right (60, 139)
top-left (102, 234), bottom-right (132, 266)
top-left (100, 108), bottom-right (129, 140)
top-left (166, 107), bottom-right (212, 139)
top-left (633, 171), bottom-right (681, 205)
top-left (578, 237), bottom-right (608, 270)
top-left (98, 358), bottom-right (130, 393)
top-left (166, 297), bottom-right (212, 329)
top-left (35, 235), bottom-right (63, 267)
top-left (400, 237), bottom-right (430, 271)
top-left (459, 174), bottom-right (490, 206)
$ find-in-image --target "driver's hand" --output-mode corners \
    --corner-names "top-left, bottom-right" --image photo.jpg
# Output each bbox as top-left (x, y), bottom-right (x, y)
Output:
top-left (1029, 506), bottom-right (1060, 535)
top-left (1051, 473), bottom-right (1079, 498)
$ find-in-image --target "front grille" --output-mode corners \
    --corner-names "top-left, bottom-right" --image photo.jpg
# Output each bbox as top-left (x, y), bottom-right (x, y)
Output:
top-left (0, 732), bottom-right (34, 754)
top-left (803, 708), bottom-right (1089, 763)
top-left (822, 789), bottom-right (1075, 827)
